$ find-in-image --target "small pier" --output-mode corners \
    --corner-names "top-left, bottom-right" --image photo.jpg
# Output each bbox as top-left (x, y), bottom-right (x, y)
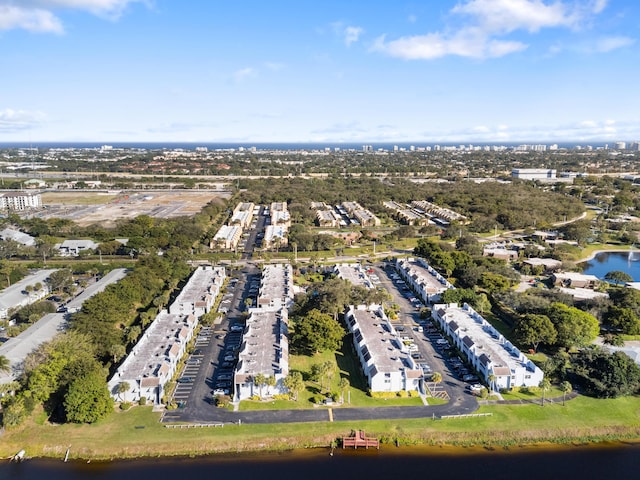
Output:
top-left (342, 430), bottom-right (379, 449)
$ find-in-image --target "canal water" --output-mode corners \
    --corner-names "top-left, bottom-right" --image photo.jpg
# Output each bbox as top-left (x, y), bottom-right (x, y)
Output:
top-left (2, 443), bottom-right (639, 480)
top-left (581, 251), bottom-right (640, 281)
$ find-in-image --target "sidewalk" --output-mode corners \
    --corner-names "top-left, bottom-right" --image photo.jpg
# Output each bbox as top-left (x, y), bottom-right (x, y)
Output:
top-left (478, 391), bottom-right (578, 406)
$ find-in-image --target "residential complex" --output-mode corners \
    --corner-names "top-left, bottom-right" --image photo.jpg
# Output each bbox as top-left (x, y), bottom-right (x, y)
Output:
top-left (345, 305), bottom-right (421, 393)
top-left (234, 263), bottom-right (293, 400)
top-left (108, 266), bottom-right (225, 404)
top-left (394, 257), bottom-right (454, 304)
top-left (0, 269), bottom-right (56, 319)
top-left (334, 263), bottom-right (374, 289)
top-left (230, 202), bottom-right (255, 229)
top-left (341, 201), bottom-right (381, 227)
top-left (432, 303), bottom-right (544, 390)
top-left (211, 225), bottom-right (242, 250)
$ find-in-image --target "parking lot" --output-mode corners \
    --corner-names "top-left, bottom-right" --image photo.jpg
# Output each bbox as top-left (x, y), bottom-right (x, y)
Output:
top-left (372, 263), bottom-right (478, 400)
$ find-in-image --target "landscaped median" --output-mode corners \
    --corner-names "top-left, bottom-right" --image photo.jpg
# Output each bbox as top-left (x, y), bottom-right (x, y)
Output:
top-left (2, 394), bottom-right (639, 461)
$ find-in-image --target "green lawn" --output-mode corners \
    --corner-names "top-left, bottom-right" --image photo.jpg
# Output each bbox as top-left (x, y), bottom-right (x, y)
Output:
top-left (238, 345), bottom-right (426, 411)
top-left (3, 393), bottom-right (639, 460)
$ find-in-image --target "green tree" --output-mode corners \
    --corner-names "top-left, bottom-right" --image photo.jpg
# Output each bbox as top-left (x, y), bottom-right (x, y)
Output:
top-left (539, 378), bottom-right (551, 406)
top-left (487, 373), bottom-right (496, 393)
top-left (547, 302), bottom-right (600, 349)
top-left (479, 272), bottom-right (511, 293)
top-left (572, 347), bottom-right (640, 398)
top-left (116, 381), bottom-right (130, 402)
top-left (560, 380), bottom-right (572, 406)
top-left (266, 375), bottom-right (277, 394)
top-left (514, 314), bottom-right (557, 353)
top-left (605, 306), bottom-right (640, 335)
top-left (604, 270), bottom-right (633, 285)
top-left (0, 354), bottom-right (10, 374)
top-left (64, 369), bottom-right (113, 423)
top-left (253, 373), bottom-right (267, 398)
top-left (291, 309), bottom-right (345, 355)
top-left (338, 377), bottom-right (350, 403)
top-left (283, 371), bottom-right (305, 401)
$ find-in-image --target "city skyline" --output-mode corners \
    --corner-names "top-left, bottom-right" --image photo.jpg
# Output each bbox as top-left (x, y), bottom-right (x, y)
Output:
top-left (1, 0), bottom-right (638, 143)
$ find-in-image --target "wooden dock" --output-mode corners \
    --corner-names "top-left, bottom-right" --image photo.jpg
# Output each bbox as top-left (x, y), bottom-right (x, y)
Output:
top-left (342, 430), bottom-right (379, 449)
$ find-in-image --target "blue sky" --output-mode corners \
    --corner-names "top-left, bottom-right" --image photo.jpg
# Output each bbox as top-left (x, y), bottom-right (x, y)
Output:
top-left (1, 0), bottom-right (638, 143)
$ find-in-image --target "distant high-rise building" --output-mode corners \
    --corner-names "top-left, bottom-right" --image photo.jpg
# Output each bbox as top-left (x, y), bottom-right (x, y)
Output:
top-left (615, 141), bottom-right (627, 150)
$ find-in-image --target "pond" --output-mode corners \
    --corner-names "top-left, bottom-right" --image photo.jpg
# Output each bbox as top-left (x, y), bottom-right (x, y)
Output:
top-left (581, 251), bottom-right (640, 281)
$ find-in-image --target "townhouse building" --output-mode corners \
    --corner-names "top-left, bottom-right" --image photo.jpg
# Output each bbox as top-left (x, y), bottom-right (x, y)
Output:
top-left (168, 265), bottom-right (225, 316)
top-left (394, 257), bottom-right (454, 304)
top-left (230, 202), bottom-right (255, 229)
top-left (108, 265), bottom-right (225, 404)
top-left (432, 303), bottom-right (544, 390)
top-left (234, 263), bottom-right (293, 400)
top-left (211, 225), bottom-right (242, 250)
top-left (345, 305), bottom-right (421, 393)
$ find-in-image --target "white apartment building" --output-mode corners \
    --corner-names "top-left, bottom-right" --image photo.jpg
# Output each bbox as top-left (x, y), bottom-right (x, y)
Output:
top-left (108, 266), bottom-right (225, 404)
top-left (168, 266), bottom-right (225, 317)
top-left (211, 225), bottom-right (242, 250)
top-left (345, 305), bottom-right (421, 393)
top-left (230, 202), bottom-right (255, 229)
top-left (263, 225), bottom-right (288, 250)
top-left (394, 257), bottom-right (454, 304)
top-left (0, 192), bottom-right (41, 211)
top-left (234, 308), bottom-right (289, 400)
top-left (334, 263), bottom-right (374, 289)
top-left (0, 269), bottom-right (56, 319)
top-left (432, 303), bottom-right (544, 390)
top-left (234, 263), bottom-right (293, 400)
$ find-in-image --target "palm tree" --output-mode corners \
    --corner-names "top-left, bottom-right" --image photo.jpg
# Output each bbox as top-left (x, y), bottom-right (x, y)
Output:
top-left (539, 378), bottom-right (551, 406)
top-left (254, 373), bottom-right (267, 398)
top-left (283, 371), bottom-right (304, 401)
top-left (265, 375), bottom-right (276, 395)
top-left (487, 374), bottom-right (496, 394)
top-left (117, 381), bottom-right (130, 402)
top-left (560, 380), bottom-right (572, 406)
top-left (0, 354), bottom-right (10, 374)
top-left (338, 377), bottom-right (350, 404)
top-left (430, 372), bottom-right (442, 395)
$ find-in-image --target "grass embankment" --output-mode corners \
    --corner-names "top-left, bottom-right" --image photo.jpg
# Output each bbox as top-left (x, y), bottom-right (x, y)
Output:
top-left (2, 394), bottom-right (639, 460)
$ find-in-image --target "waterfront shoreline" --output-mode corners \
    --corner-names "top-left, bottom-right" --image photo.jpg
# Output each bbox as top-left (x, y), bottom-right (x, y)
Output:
top-left (576, 248), bottom-right (632, 264)
top-left (5, 420), bottom-right (640, 462)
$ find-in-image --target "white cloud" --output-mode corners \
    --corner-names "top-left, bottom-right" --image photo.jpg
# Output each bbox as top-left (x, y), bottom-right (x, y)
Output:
top-left (0, 6), bottom-right (63, 33)
top-left (344, 26), bottom-right (364, 46)
top-left (332, 22), bottom-right (364, 46)
top-left (0, 0), bottom-right (146, 33)
top-left (373, 0), bottom-right (610, 60)
top-left (233, 67), bottom-right (255, 82)
top-left (419, 118), bottom-right (639, 143)
top-left (0, 109), bottom-right (46, 131)
top-left (452, 0), bottom-right (574, 34)
top-left (372, 30), bottom-right (526, 60)
top-left (593, 36), bottom-right (635, 52)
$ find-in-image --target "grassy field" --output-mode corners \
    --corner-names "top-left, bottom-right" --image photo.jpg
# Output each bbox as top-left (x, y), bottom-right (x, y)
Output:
top-left (2, 394), bottom-right (639, 460)
top-left (238, 347), bottom-right (425, 411)
top-left (41, 192), bottom-right (118, 205)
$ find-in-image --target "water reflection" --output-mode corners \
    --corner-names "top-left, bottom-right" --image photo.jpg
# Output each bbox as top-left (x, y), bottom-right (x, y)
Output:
top-left (3, 443), bottom-right (640, 480)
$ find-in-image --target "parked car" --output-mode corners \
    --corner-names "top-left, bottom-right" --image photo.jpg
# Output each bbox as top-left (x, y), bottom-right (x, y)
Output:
top-left (177, 377), bottom-right (194, 384)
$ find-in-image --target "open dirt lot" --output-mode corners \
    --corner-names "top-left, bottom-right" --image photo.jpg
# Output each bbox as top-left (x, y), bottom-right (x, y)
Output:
top-left (38, 190), bottom-right (231, 226)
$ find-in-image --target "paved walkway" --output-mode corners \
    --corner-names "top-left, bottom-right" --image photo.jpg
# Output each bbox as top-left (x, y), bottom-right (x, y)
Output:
top-left (478, 391), bottom-right (579, 406)
top-left (162, 391), bottom-right (480, 425)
